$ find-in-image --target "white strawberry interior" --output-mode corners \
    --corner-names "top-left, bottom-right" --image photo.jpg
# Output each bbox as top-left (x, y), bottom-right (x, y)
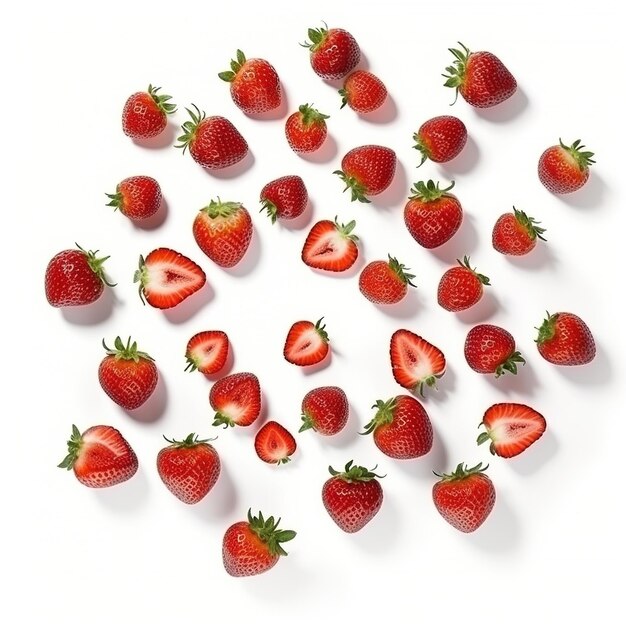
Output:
top-left (220, 401), bottom-right (246, 422)
top-left (295, 328), bottom-right (322, 354)
top-left (147, 261), bottom-right (199, 292)
top-left (311, 232), bottom-right (347, 259)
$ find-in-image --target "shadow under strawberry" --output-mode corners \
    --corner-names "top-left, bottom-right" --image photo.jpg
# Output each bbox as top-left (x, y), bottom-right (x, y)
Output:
top-left (188, 460), bottom-right (238, 521)
top-left (437, 134), bottom-right (480, 175)
top-left (61, 285), bottom-right (115, 326)
top-left (163, 282), bottom-right (215, 324)
top-left (131, 196), bottom-right (169, 231)
top-left (124, 374), bottom-right (168, 423)
top-left (93, 466), bottom-right (150, 513)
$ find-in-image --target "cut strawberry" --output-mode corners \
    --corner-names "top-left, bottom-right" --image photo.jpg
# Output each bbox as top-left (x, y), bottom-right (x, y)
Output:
top-left (302, 219), bottom-right (359, 272)
top-left (210, 372), bottom-right (261, 428)
top-left (185, 331), bottom-right (229, 375)
top-left (254, 421), bottom-right (297, 465)
top-left (284, 318), bottom-right (330, 366)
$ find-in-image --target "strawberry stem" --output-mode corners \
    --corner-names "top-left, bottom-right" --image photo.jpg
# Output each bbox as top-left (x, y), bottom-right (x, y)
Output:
top-left (328, 460), bottom-right (385, 481)
top-left (387, 255), bottom-right (417, 287)
top-left (457, 255), bottom-right (490, 286)
top-left (148, 84), bottom-right (177, 115)
top-left (433, 461), bottom-right (488, 481)
top-left (298, 103), bottom-right (330, 126)
top-left (75, 243), bottom-right (116, 287)
top-left (57, 424), bottom-right (83, 470)
top-left (175, 104), bottom-right (206, 154)
top-left (300, 22), bottom-right (329, 51)
top-left (535, 312), bottom-right (558, 345)
top-left (513, 207), bottom-right (547, 241)
top-left (162, 433), bottom-right (216, 447)
top-left (333, 169), bottom-right (371, 203)
top-left (442, 42), bottom-right (471, 105)
top-left (361, 397), bottom-right (397, 435)
top-left (559, 138), bottom-right (595, 170)
top-left (334, 217), bottom-right (359, 241)
top-left (409, 180), bottom-right (455, 202)
top-left (495, 351), bottom-right (526, 377)
top-left (201, 198), bottom-right (243, 219)
top-left (247, 509), bottom-right (296, 557)
top-left (218, 49), bottom-right (247, 82)
top-left (102, 336), bottom-right (154, 362)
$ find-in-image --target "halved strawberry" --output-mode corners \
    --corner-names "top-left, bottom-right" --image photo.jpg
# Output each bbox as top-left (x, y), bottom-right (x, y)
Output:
top-left (301, 218), bottom-right (359, 272)
top-left (210, 372), bottom-right (261, 428)
top-left (284, 318), bottom-right (330, 366)
top-left (185, 331), bottom-right (229, 375)
top-left (254, 421), bottom-right (297, 465)
top-left (390, 329), bottom-right (446, 397)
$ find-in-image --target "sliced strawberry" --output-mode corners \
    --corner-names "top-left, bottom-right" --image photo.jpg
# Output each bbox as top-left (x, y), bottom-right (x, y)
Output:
top-left (210, 372), bottom-right (261, 428)
top-left (185, 331), bottom-right (229, 375)
top-left (254, 421), bottom-right (297, 465)
top-left (301, 218), bottom-right (359, 272)
top-left (284, 318), bottom-right (330, 366)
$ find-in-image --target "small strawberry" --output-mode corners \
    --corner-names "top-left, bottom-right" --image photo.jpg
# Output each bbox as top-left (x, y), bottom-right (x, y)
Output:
top-left (254, 421), bottom-right (297, 465)
top-left (404, 180), bottom-right (463, 249)
top-left (335, 145), bottom-right (396, 203)
top-left (176, 105), bottom-right (248, 169)
top-left (437, 256), bottom-right (490, 312)
top-left (300, 386), bottom-right (349, 436)
top-left (478, 404), bottom-right (546, 458)
top-left (492, 207), bottom-right (546, 256)
top-left (185, 330), bottom-right (229, 375)
top-left (464, 325), bottom-right (525, 377)
top-left (432, 462), bottom-right (496, 533)
top-left (58, 424), bottom-right (138, 488)
top-left (443, 42), bottom-right (517, 108)
top-left (122, 84), bottom-right (176, 139)
top-left (210, 372), bottom-right (261, 428)
top-left (359, 255), bottom-right (416, 305)
top-left (218, 49), bottom-right (281, 115)
top-left (390, 329), bottom-right (446, 397)
top-left (413, 116), bottom-right (467, 167)
top-left (260, 175), bottom-right (308, 223)
top-left (538, 139), bottom-right (595, 194)
top-left (98, 336), bottom-right (158, 410)
top-left (301, 218), bottom-right (359, 272)
top-left (535, 312), bottom-right (595, 366)
top-left (285, 104), bottom-right (329, 153)
top-left (105, 175), bottom-right (162, 221)
top-left (302, 24), bottom-right (360, 80)
top-left (192, 199), bottom-right (252, 268)
top-left (157, 433), bottom-right (221, 504)
top-left (362, 395), bottom-right (433, 460)
top-left (339, 70), bottom-right (387, 113)
top-left (284, 318), bottom-right (330, 366)
top-left (322, 461), bottom-right (384, 533)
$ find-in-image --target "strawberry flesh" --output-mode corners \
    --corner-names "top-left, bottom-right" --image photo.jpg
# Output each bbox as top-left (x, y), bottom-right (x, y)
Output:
top-left (284, 319), bottom-right (330, 366)
top-left (185, 331), bottom-right (229, 375)
top-left (302, 219), bottom-right (359, 272)
top-left (254, 421), bottom-right (297, 464)
top-left (210, 372), bottom-right (261, 427)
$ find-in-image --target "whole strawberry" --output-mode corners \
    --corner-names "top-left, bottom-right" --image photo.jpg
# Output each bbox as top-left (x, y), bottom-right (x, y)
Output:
top-left (413, 116), bottom-right (467, 167)
top-left (538, 139), bottom-right (595, 194)
top-left (339, 70), bottom-right (387, 113)
top-left (260, 175), bottom-right (308, 223)
top-left (105, 175), bottom-right (162, 221)
top-left (492, 207), bottom-right (546, 256)
top-left (464, 325), bottom-right (525, 377)
top-left (359, 255), bottom-right (416, 305)
top-left (301, 218), bottom-right (359, 272)
top-left (302, 24), bottom-right (360, 80)
top-left (284, 318), bottom-right (330, 366)
top-left (335, 145), bottom-right (396, 202)
top-left (285, 104), bottom-right (329, 153)
top-left (254, 421), bottom-right (297, 465)
top-left (210, 372), bottom-right (261, 427)
top-left (218, 49), bottom-right (281, 115)
top-left (300, 386), bottom-right (349, 436)
top-left (185, 330), bottom-right (229, 376)
top-left (122, 84), bottom-right (176, 139)
top-left (535, 312), bottom-right (595, 365)
top-left (437, 256), bottom-right (490, 312)
top-left (157, 433), bottom-right (221, 504)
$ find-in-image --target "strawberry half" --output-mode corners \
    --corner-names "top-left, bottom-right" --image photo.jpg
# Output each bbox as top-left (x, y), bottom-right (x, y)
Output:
top-left (284, 318), bottom-right (330, 366)
top-left (301, 218), bottom-right (359, 272)
top-left (254, 421), bottom-right (297, 465)
top-left (185, 331), bottom-right (229, 375)
top-left (210, 372), bottom-right (261, 428)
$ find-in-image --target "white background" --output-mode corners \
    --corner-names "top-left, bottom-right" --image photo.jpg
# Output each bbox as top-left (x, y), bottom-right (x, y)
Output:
top-left (3, 1), bottom-right (624, 624)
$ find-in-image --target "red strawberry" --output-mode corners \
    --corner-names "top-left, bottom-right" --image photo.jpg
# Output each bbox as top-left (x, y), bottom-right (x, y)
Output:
top-left (105, 175), bottom-right (162, 221)
top-left (443, 42), bottom-right (516, 108)
top-left (185, 331), bottom-right (229, 375)
top-left (390, 329), bottom-right (446, 397)
top-left (492, 207), bottom-right (546, 256)
top-left (535, 312), bottom-right (595, 366)
top-left (404, 180), bottom-right (463, 249)
top-left (301, 218), bottom-right (359, 272)
top-left (538, 139), bottom-right (595, 194)
top-left (122, 84), bottom-right (176, 139)
top-left (335, 145), bottom-right (396, 203)
top-left (322, 461), bottom-right (384, 533)
top-left (302, 24), bottom-right (360, 80)
top-left (176, 105), bottom-right (248, 169)
top-left (339, 70), bottom-right (387, 113)
top-left (362, 395), bottom-right (433, 460)
top-left (260, 175), bottom-right (308, 223)
top-left (284, 318), bottom-right (330, 366)
top-left (98, 336), bottom-right (158, 410)
top-left (432, 462), bottom-right (496, 533)
top-left (437, 256), bottom-right (490, 312)
top-left (134, 248), bottom-right (206, 309)
top-left (300, 386), bottom-right (349, 435)
top-left (157, 433), bottom-right (221, 504)
top-left (478, 404), bottom-right (546, 458)
top-left (45, 245), bottom-right (115, 307)
top-left (58, 424), bottom-right (138, 488)
top-left (359, 255), bottom-right (416, 305)
top-left (222, 510), bottom-right (296, 577)
top-left (285, 104), bottom-right (329, 153)
top-left (254, 421), bottom-right (297, 465)
top-left (413, 116), bottom-right (467, 167)
top-left (192, 199), bottom-right (252, 268)
top-left (210, 372), bottom-right (261, 428)
top-left (464, 325), bottom-right (525, 377)
top-left (218, 49), bottom-right (281, 115)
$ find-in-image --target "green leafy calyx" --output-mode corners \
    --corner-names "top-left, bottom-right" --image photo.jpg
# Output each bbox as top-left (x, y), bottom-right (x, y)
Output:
top-left (201, 198), bottom-right (243, 219)
top-left (247, 509), bottom-right (296, 557)
top-left (162, 433), bottom-right (215, 448)
top-left (361, 397), bottom-right (397, 435)
top-left (513, 207), bottom-right (547, 241)
top-left (218, 49), bottom-right (247, 82)
top-left (102, 336), bottom-right (154, 362)
top-left (148, 84), bottom-right (177, 115)
top-left (76, 243), bottom-right (116, 287)
top-left (300, 23), bottom-right (329, 51)
top-left (535, 311), bottom-right (558, 345)
top-left (434, 461), bottom-right (488, 482)
top-left (457, 255), bottom-right (490, 285)
top-left (298, 103), bottom-right (330, 127)
top-left (57, 424), bottom-right (83, 470)
top-left (409, 180), bottom-right (455, 202)
top-left (387, 255), bottom-right (417, 287)
top-left (559, 138), bottom-right (595, 171)
top-left (328, 460), bottom-right (385, 482)
top-left (495, 351), bottom-right (526, 377)
top-left (334, 217), bottom-right (359, 242)
top-left (175, 104), bottom-right (206, 154)
top-left (442, 42), bottom-right (471, 104)
top-left (334, 169), bottom-right (370, 203)
top-left (313, 317), bottom-right (330, 344)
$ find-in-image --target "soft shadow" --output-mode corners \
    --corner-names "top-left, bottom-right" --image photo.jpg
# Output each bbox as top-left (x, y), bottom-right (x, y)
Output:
top-left (467, 492), bottom-right (522, 553)
top-left (356, 50), bottom-right (371, 72)
top-left (372, 286), bottom-right (422, 320)
top-left (132, 123), bottom-right (177, 149)
top-left (308, 238), bottom-right (366, 279)
top-left (204, 344), bottom-right (235, 381)
top-left (324, 400), bottom-right (361, 449)
top-left (556, 342), bottom-right (611, 386)
top-left (508, 428), bottom-right (558, 476)
top-left (351, 495), bottom-right (401, 554)
top-left (124, 374), bottom-right (168, 423)
top-left (506, 242), bottom-right (557, 271)
top-left (61, 286), bottom-right (115, 325)
top-left (484, 360), bottom-right (541, 397)
top-left (189, 461), bottom-right (237, 521)
top-left (220, 227), bottom-right (261, 277)
top-left (557, 171), bottom-right (608, 210)
top-left (370, 158), bottom-right (408, 210)
top-left (455, 290), bottom-right (500, 324)
top-left (427, 362), bottom-right (457, 403)
top-left (301, 351), bottom-right (332, 376)
top-left (438, 135), bottom-right (480, 175)
top-left (206, 150), bottom-right (255, 179)
top-left (93, 466), bottom-right (149, 512)
top-left (246, 83), bottom-right (289, 121)
top-left (299, 134), bottom-right (338, 164)
top-left (473, 86), bottom-right (529, 123)
top-left (390, 424), bottom-right (446, 480)
top-left (282, 198), bottom-right (314, 231)
top-left (430, 213), bottom-right (479, 262)
top-left (358, 93), bottom-right (398, 124)
top-left (132, 197), bottom-right (169, 230)
top-left (163, 282), bottom-right (215, 324)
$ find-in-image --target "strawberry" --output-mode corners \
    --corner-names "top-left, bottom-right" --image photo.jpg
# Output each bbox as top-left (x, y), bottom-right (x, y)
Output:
top-left (285, 104), bottom-right (329, 153)
top-left (390, 329), bottom-right (446, 397)
top-left (300, 386), bottom-right (349, 435)
top-left (45, 244), bottom-right (115, 308)
top-left (339, 70), bottom-right (387, 113)
top-left (478, 404), bottom-right (546, 458)
top-left (58, 424), bottom-right (138, 488)
top-left (413, 116), bottom-right (467, 167)
top-left (538, 139), bottom-right (595, 194)
top-left (176, 105), bottom-right (248, 169)
top-left (334, 145), bottom-right (396, 203)
top-left (185, 330), bottom-right (229, 375)
top-left (192, 199), bottom-right (252, 268)
top-left (134, 248), bottom-right (206, 309)
top-left (358, 255), bottom-right (416, 305)
top-left (122, 84), bottom-right (176, 139)
top-left (362, 395), bottom-right (433, 460)
top-left (105, 175), bottom-right (162, 221)
top-left (301, 218), bottom-right (359, 272)
top-left (302, 24), bottom-right (360, 80)
top-left (464, 325), bottom-right (525, 377)
top-left (443, 42), bottom-right (516, 108)
top-left (322, 461), bottom-right (384, 533)
top-left (260, 175), bottom-right (308, 224)
top-left (222, 510), bottom-right (296, 577)
top-left (210, 372), bottom-right (261, 428)
top-left (492, 207), bottom-right (546, 256)
top-left (404, 180), bottom-right (462, 249)
top-left (432, 462), bottom-right (496, 533)
top-left (437, 256), bottom-right (490, 312)
top-left (283, 318), bottom-right (330, 366)
top-left (98, 336), bottom-right (158, 410)
top-left (254, 421), bottom-right (297, 465)
top-left (218, 49), bottom-right (281, 115)
top-left (535, 312), bottom-right (595, 366)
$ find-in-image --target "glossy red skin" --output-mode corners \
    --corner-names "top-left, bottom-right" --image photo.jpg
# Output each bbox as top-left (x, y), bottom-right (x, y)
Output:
top-left (115, 176), bottom-right (162, 220)
top-left (404, 194), bottom-right (463, 248)
top-left (284, 321), bottom-right (329, 366)
top-left (45, 249), bottom-right (104, 307)
top-left (186, 331), bottom-right (229, 375)
top-left (492, 213), bottom-right (535, 255)
top-left (538, 145), bottom-right (589, 194)
top-left (437, 267), bottom-right (484, 311)
top-left (310, 28), bottom-right (360, 79)
top-left (537, 313), bottom-right (595, 365)
top-left (189, 116), bottom-right (248, 169)
top-left (98, 355), bottom-right (158, 410)
top-left (209, 372), bottom-right (261, 426)
top-left (301, 220), bottom-right (359, 272)
top-left (223, 522), bottom-right (278, 577)
top-left (302, 386), bottom-right (349, 435)
top-left (342, 70), bottom-right (387, 113)
top-left (322, 476), bottom-right (383, 533)
top-left (460, 52), bottom-right (517, 108)
top-left (122, 91), bottom-right (167, 138)
top-left (359, 261), bottom-right (407, 304)
top-left (285, 112), bottom-right (327, 153)
top-left (230, 58), bottom-right (281, 114)
top-left (464, 325), bottom-right (515, 374)
top-left (254, 421), bottom-right (297, 464)
top-left (416, 116), bottom-right (467, 162)
top-left (341, 145), bottom-right (396, 196)
top-left (260, 176), bottom-right (308, 220)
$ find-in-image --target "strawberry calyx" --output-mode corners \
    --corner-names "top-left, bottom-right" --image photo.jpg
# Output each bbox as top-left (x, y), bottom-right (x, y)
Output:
top-left (334, 216), bottom-right (359, 242)
top-left (338, 87), bottom-right (350, 109)
top-left (409, 180), bottom-right (455, 202)
top-left (175, 104), bottom-right (206, 154)
top-left (328, 460), bottom-right (385, 482)
top-left (442, 42), bottom-right (471, 104)
top-left (259, 198), bottom-right (280, 224)
top-left (333, 169), bottom-right (370, 203)
top-left (247, 509), bottom-right (296, 557)
top-left (162, 433), bottom-right (216, 447)
top-left (495, 351), bottom-right (526, 377)
top-left (218, 49), bottom-right (247, 82)
top-left (105, 189), bottom-right (125, 212)
top-left (133, 255), bottom-right (150, 305)
top-left (433, 461), bottom-right (488, 481)
top-left (201, 198), bottom-right (243, 219)
top-left (559, 138), bottom-right (595, 171)
top-left (300, 23), bottom-right (329, 51)
top-left (147, 84), bottom-right (177, 115)
top-left (298, 103), bottom-right (330, 127)
top-left (212, 412), bottom-right (237, 429)
top-left (299, 412), bottom-right (317, 433)
top-left (457, 255), bottom-right (490, 285)
top-left (387, 255), bottom-right (417, 287)
top-left (513, 207), bottom-right (547, 241)
top-left (361, 397), bottom-right (397, 435)
top-left (58, 424), bottom-right (84, 470)
top-left (76, 243), bottom-right (116, 287)
top-left (102, 336), bottom-right (154, 362)
top-left (535, 311), bottom-right (558, 345)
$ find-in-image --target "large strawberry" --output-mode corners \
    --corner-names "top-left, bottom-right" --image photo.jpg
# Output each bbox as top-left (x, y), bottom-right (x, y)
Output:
top-left (300, 386), bottom-right (349, 436)
top-left (339, 70), bottom-right (387, 113)
top-left (437, 256), bottom-right (490, 312)
top-left (185, 331), bottom-right (229, 375)
top-left (535, 312), bottom-right (595, 365)
top-left (413, 116), bottom-right (467, 167)
top-left (260, 175), bottom-right (308, 223)
top-left (464, 325), bottom-right (525, 377)
top-left (335, 145), bottom-right (396, 202)
top-left (492, 207), bottom-right (546, 256)
top-left (302, 24), bottom-right (360, 80)
top-left (210, 372), bottom-right (261, 428)
top-left (285, 104), bottom-right (329, 153)
top-left (105, 175), bottom-right (162, 221)
top-left (538, 139), bottom-right (595, 194)
top-left (359, 256), bottom-right (416, 305)
top-left (122, 84), bottom-right (176, 139)
top-left (301, 218), bottom-right (359, 272)
top-left (284, 318), bottom-right (330, 366)
top-left (254, 421), bottom-right (297, 465)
